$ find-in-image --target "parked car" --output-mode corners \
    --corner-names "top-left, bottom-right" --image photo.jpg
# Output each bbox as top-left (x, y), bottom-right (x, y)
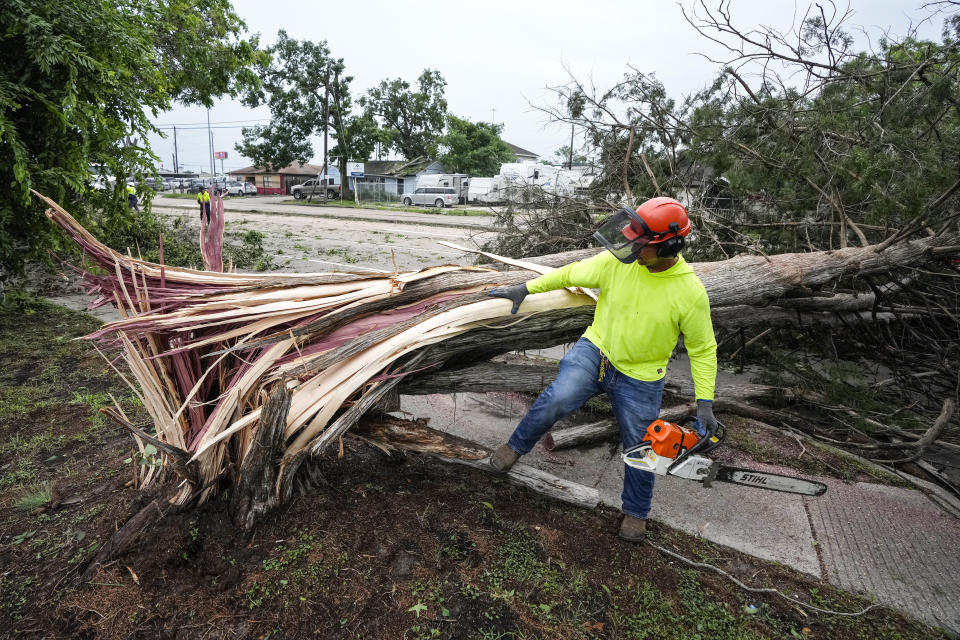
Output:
top-left (401, 186), bottom-right (458, 208)
top-left (223, 181), bottom-right (247, 196)
top-left (242, 181), bottom-right (258, 195)
top-left (187, 179), bottom-right (217, 194)
top-left (291, 178), bottom-right (340, 200)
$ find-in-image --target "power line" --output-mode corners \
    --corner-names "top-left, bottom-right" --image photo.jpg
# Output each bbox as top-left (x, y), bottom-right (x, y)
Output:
top-left (154, 124), bottom-right (267, 130)
top-left (153, 118), bottom-right (270, 127)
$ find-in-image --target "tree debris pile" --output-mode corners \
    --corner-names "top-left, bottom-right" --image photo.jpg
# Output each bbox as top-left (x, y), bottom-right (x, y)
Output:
top-left (39, 187), bottom-right (960, 523)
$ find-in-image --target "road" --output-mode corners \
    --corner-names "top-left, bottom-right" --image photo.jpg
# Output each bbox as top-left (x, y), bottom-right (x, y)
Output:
top-left (153, 195), bottom-right (498, 273)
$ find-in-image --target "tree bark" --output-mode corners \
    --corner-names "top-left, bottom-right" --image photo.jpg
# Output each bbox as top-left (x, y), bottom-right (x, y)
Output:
top-left (399, 362), bottom-right (561, 395)
top-left (446, 457), bottom-right (600, 509)
top-left (230, 384), bottom-right (291, 531)
top-left (353, 414), bottom-right (489, 459)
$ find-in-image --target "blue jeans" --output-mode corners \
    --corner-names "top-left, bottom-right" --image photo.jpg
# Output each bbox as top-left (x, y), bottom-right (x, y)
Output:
top-left (507, 337), bottom-right (664, 519)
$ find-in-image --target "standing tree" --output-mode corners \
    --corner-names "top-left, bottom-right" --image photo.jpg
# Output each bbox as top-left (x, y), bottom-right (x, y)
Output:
top-left (237, 30), bottom-right (351, 192)
top-left (360, 69), bottom-right (448, 160)
top-left (436, 115), bottom-right (515, 176)
top-left (0, 0), bottom-right (262, 278)
top-left (239, 34), bottom-right (382, 199)
top-left (553, 145), bottom-right (589, 168)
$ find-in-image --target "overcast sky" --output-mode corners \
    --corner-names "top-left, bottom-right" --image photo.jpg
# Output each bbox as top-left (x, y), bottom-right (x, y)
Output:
top-left (148, 0), bottom-right (944, 175)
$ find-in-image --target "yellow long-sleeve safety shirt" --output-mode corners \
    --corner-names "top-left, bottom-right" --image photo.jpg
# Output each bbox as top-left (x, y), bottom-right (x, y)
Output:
top-left (525, 251), bottom-right (718, 400)
top-left (197, 191), bottom-right (210, 204)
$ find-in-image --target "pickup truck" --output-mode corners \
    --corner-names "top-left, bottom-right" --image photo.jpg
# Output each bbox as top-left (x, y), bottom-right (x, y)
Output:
top-left (291, 178), bottom-right (340, 200)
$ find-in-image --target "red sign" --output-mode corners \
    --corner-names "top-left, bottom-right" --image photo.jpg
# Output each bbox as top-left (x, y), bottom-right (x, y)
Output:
top-left (214, 151), bottom-right (228, 159)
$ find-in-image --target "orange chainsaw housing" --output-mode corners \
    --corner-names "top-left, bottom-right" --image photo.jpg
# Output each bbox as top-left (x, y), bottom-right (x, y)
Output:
top-left (644, 419), bottom-right (701, 459)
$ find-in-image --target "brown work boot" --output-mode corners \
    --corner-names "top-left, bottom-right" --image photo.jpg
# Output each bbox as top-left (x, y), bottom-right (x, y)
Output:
top-left (618, 515), bottom-right (647, 542)
top-left (489, 444), bottom-right (520, 472)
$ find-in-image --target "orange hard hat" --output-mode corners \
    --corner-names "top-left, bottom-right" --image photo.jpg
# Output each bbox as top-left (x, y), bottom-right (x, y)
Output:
top-left (622, 197), bottom-right (691, 244)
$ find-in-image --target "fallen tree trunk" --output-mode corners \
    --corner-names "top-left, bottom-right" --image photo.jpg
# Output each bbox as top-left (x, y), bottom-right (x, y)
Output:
top-left (545, 396), bottom-right (773, 451)
top-left (399, 362), bottom-right (562, 395)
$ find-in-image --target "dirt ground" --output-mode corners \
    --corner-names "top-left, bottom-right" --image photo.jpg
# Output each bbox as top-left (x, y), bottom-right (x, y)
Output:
top-left (0, 301), bottom-right (946, 640)
top-left (153, 201), bottom-right (495, 274)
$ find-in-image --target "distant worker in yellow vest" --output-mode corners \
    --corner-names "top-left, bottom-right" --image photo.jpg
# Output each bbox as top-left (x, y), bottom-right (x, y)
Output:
top-left (197, 186), bottom-right (211, 224)
top-left (126, 184), bottom-right (140, 212)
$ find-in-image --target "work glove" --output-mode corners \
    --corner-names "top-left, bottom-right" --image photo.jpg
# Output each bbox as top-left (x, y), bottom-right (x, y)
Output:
top-left (695, 399), bottom-right (718, 439)
top-left (488, 283), bottom-right (529, 314)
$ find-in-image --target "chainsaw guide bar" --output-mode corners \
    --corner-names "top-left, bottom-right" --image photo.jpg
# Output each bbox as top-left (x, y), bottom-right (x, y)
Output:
top-left (709, 466), bottom-right (827, 496)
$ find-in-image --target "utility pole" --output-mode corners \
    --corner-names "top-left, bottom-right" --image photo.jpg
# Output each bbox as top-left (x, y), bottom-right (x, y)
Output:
top-left (323, 69), bottom-right (329, 200)
top-left (173, 125), bottom-right (180, 176)
top-left (206, 108), bottom-right (214, 178)
top-left (491, 108), bottom-right (496, 125)
top-left (312, 69), bottom-right (330, 203)
top-left (568, 123), bottom-right (574, 170)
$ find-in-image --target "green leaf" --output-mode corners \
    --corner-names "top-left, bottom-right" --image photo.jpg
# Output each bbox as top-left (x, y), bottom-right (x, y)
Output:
top-left (13, 530), bottom-right (36, 544)
top-left (407, 601), bottom-right (427, 617)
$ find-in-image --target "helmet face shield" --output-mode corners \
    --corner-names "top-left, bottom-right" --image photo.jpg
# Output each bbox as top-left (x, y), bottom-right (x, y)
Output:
top-left (593, 207), bottom-right (652, 264)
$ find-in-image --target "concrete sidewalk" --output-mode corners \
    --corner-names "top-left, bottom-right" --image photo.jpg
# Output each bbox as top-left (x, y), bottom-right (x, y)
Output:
top-left (401, 390), bottom-right (960, 634)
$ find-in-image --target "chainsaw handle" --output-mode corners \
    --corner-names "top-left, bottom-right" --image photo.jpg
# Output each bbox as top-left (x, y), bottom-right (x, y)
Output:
top-left (667, 420), bottom-right (726, 473)
top-left (697, 420), bottom-right (726, 454)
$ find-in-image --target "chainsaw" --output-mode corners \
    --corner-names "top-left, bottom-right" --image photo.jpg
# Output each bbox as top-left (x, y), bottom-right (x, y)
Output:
top-left (623, 419), bottom-right (827, 496)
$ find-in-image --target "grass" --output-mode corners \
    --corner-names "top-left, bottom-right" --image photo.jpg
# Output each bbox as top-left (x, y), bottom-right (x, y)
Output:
top-left (0, 299), bottom-right (146, 490)
top-left (244, 530), bottom-right (350, 610)
top-left (15, 483), bottom-right (52, 511)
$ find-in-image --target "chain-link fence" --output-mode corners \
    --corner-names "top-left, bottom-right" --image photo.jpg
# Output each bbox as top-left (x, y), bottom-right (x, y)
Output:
top-left (354, 182), bottom-right (401, 204)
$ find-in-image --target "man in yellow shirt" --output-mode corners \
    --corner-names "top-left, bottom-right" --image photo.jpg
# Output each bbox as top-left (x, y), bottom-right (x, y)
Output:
top-left (126, 184), bottom-right (140, 212)
top-left (197, 185), bottom-right (211, 224)
top-left (488, 197), bottom-right (718, 542)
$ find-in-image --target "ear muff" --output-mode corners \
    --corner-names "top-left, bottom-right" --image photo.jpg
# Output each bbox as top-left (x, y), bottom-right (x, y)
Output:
top-left (655, 222), bottom-right (685, 257)
top-left (656, 235), bottom-right (684, 257)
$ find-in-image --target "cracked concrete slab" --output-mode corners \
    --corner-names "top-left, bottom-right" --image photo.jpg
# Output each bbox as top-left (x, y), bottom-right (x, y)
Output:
top-left (807, 480), bottom-right (960, 633)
